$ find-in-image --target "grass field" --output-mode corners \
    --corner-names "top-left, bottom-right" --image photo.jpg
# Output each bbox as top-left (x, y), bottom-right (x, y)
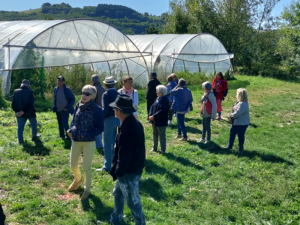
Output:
top-left (1, 75), bottom-right (300, 224)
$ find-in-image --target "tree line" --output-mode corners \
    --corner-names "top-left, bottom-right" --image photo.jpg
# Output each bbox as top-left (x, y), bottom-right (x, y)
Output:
top-left (163, 0), bottom-right (300, 78)
top-left (0, 3), bottom-right (165, 34)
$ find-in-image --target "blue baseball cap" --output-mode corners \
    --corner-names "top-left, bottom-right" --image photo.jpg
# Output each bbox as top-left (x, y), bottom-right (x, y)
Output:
top-left (57, 76), bottom-right (65, 81)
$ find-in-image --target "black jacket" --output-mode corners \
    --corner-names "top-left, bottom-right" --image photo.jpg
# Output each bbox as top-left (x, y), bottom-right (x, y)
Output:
top-left (0, 202), bottom-right (5, 225)
top-left (146, 78), bottom-right (161, 101)
top-left (149, 95), bottom-right (169, 127)
top-left (110, 115), bottom-right (145, 181)
top-left (11, 86), bottom-right (36, 118)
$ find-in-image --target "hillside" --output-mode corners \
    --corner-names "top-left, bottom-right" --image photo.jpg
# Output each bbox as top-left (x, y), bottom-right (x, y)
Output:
top-left (0, 3), bottom-right (166, 34)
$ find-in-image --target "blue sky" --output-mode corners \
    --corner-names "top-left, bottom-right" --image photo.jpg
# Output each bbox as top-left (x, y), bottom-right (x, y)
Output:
top-left (0, 0), bottom-right (293, 16)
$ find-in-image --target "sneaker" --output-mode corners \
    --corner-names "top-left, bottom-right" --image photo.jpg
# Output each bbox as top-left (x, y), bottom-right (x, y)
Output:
top-left (96, 167), bottom-right (109, 173)
top-left (175, 134), bottom-right (182, 138)
top-left (149, 148), bottom-right (157, 152)
top-left (197, 138), bottom-right (205, 143)
top-left (80, 191), bottom-right (91, 201)
top-left (168, 120), bottom-right (172, 125)
top-left (179, 137), bottom-right (188, 141)
top-left (32, 134), bottom-right (41, 141)
top-left (68, 178), bottom-right (82, 192)
top-left (204, 140), bottom-right (210, 144)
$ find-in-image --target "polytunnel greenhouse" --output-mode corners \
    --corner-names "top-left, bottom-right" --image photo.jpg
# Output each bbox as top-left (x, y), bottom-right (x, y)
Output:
top-left (0, 19), bottom-right (233, 96)
top-left (128, 34), bottom-right (234, 79)
top-left (0, 19), bottom-right (150, 95)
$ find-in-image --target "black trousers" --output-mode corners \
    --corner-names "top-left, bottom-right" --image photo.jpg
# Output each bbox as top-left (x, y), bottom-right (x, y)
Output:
top-left (147, 98), bottom-right (156, 118)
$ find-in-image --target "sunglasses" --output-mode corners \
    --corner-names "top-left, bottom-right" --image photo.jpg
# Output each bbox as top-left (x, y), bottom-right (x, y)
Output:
top-left (81, 92), bottom-right (92, 96)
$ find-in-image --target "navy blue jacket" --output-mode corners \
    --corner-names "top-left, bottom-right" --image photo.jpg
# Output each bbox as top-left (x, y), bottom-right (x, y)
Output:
top-left (146, 78), bottom-right (161, 101)
top-left (12, 86), bottom-right (36, 118)
top-left (149, 95), bottom-right (169, 127)
top-left (171, 86), bottom-right (193, 112)
top-left (102, 88), bottom-right (120, 119)
top-left (110, 114), bottom-right (145, 181)
top-left (52, 85), bottom-right (75, 115)
top-left (70, 101), bottom-right (104, 142)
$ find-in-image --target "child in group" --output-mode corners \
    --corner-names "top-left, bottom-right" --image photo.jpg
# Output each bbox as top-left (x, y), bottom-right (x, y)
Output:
top-left (212, 72), bottom-right (228, 119)
top-left (198, 82), bottom-right (217, 144)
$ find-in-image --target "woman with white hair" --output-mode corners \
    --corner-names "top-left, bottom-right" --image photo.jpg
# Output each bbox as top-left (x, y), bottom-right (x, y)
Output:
top-left (148, 85), bottom-right (169, 154)
top-left (225, 88), bottom-right (250, 155)
top-left (198, 81), bottom-right (217, 144)
top-left (66, 85), bottom-right (104, 200)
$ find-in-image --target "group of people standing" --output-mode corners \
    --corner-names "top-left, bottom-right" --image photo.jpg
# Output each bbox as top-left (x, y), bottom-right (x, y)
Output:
top-left (10, 71), bottom-right (250, 225)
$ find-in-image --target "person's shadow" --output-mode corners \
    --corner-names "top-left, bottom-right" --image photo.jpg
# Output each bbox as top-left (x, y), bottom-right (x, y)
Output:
top-left (189, 140), bottom-right (293, 165)
top-left (22, 139), bottom-right (51, 156)
top-left (140, 178), bottom-right (166, 201)
top-left (145, 159), bottom-right (182, 185)
top-left (163, 152), bottom-right (205, 171)
top-left (81, 194), bottom-right (132, 224)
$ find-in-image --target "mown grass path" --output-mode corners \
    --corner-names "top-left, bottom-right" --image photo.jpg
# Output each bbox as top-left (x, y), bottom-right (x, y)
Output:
top-left (1, 75), bottom-right (300, 224)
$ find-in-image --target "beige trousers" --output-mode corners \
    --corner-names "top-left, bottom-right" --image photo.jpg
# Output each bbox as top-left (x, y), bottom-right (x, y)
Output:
top-left (70, 141), bottom-right (95, 192)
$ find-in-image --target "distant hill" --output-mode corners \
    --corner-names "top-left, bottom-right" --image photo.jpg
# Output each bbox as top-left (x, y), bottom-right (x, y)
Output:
top-left (0, 3), bottom-right (166, 34)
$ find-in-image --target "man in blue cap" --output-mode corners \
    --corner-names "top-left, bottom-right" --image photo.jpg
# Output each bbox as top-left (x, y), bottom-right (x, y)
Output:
top-left (52, 76), bottom-right (75, 141)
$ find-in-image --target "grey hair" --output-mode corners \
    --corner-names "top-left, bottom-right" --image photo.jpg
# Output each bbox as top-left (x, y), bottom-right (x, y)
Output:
top-left (91, 74), bottom-right (100, 83)
top-left (82, 85), bottom-right (97, 100)
top-left (156, 85), bottom-right (167, 96)
top-left (178, 78), bottom-right (186, 86)
top-left (202, 81), bottom-right (212, 91)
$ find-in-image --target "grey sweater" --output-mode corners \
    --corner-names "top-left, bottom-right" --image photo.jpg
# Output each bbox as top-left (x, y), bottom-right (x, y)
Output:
top-left (230, 101), bottom-right (250, 125)
top-left (200, 92), bottom-right (217, 119)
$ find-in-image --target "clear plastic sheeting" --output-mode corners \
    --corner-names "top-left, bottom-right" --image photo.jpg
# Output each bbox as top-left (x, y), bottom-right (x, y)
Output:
top-left (0, 19), bottom-right (149, 95)
top-left (128, 34), bottom-right (234, 79)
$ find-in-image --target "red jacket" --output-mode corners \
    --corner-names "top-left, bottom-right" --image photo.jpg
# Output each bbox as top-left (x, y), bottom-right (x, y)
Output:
top-left (212, 78), bottom-right (228, 100)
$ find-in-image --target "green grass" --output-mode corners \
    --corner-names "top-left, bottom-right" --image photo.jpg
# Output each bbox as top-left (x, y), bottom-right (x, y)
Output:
top-left (1, 75), bottom-right (300, 224)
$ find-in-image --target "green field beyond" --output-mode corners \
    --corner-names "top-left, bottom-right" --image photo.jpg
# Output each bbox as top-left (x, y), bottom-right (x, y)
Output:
top-left (0, 75), bottom-right (300, 224)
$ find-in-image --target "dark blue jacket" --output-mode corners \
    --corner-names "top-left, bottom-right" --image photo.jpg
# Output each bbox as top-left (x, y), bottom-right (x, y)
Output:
top-left (166, 81), bottom-right (177, 102)
top-left (171, 86), bottom-right (193, 112)
top-left (149, 95), bottom-right (169, 127)
top-left (52, 85), bottom-right (75, 115)
top-left (12, 86), bottom-right (36, 118)
top-left (70, 101), bottom-right (104, 142)
top-left (110, 114), bottom-right (145, 181)
top-left (102, 88), bottom-right (120, 119)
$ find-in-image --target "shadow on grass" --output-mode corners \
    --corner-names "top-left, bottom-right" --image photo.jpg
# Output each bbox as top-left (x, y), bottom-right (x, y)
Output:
top-left (140, 178), bottom-right (166, 201)
top-left (145, 159), bottom-right (182, 184)
top-left (189, 140), bottom-right (293, 165)
top-left (22, 140), bottom-right (51, 156)
top-left (96, 147), bottom-right (104, 156)
top-left (185, 117), bottom-right (202, 124)
top-left (164, 152), bottom-right (204, 171)
top-left (81, 194), bottom-right (123, 224)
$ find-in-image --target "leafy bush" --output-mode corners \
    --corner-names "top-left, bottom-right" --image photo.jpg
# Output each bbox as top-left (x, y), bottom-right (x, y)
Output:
top-left (175, 71), bottom-right (214, 85)
top-left (0, 77), bottom-right (9, 109)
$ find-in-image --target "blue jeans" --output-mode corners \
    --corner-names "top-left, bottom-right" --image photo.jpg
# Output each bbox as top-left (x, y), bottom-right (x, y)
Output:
top-left (56, 111), bottom-right (70, 139)
top-left (103, 117), bottom-right (120, 171)
top-left (95, 133), bottom-right (103, 148)
top-left (17, 117), bottom-right (37, 142)
top-left (218, 99), bottom-right (223, 117)
top-left (110, 174), bottom-right (145, 225)
top-left (176, 113), bottom-right (187, 138)
top-left (228, 125), bottom-right (248, 148)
